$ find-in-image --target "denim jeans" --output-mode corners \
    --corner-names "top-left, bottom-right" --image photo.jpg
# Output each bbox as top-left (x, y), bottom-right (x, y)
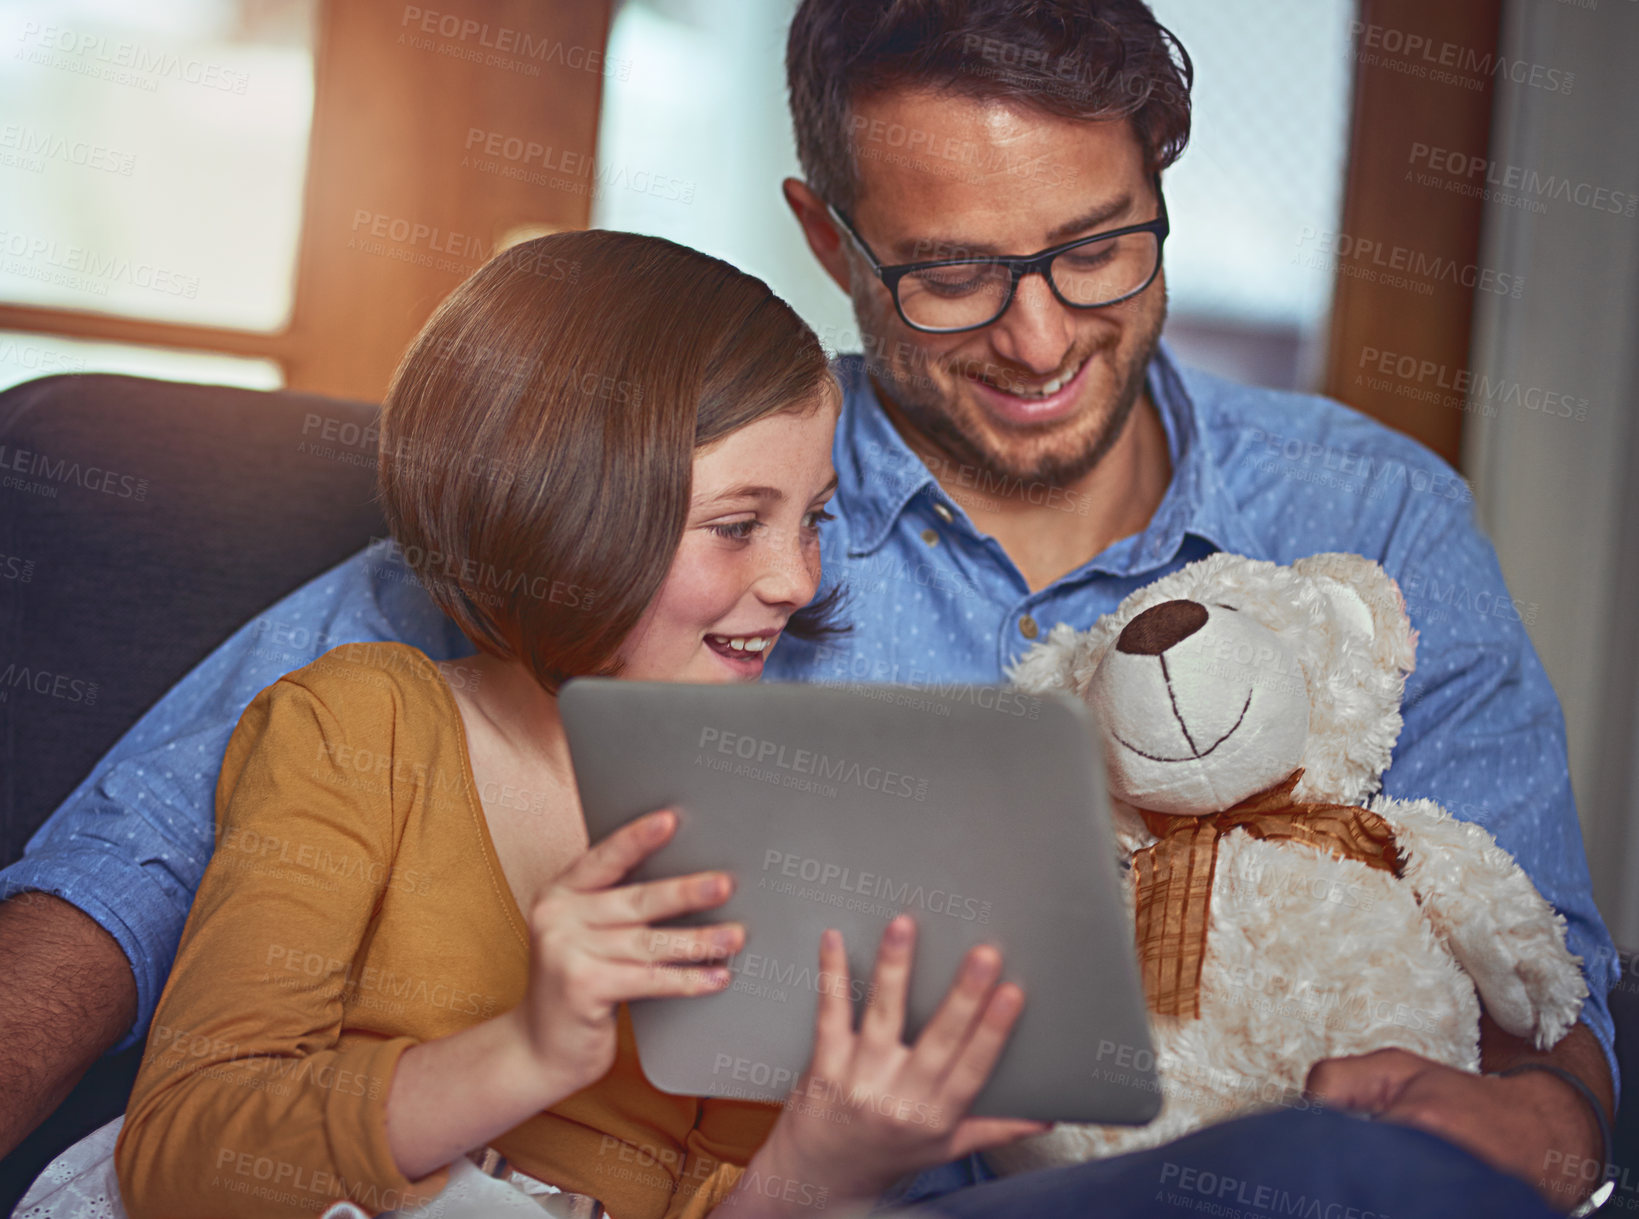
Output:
top-left (875, 1107), bottom-right (1561, 1219)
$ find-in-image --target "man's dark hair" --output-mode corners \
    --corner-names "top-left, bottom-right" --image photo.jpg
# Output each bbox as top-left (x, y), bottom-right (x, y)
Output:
top-left (787, 0), bottom-right (1193, 209)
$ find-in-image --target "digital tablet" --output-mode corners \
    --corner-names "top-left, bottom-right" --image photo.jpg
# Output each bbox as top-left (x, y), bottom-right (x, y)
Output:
top-left (560, 678), bottom-right (1159, 1125)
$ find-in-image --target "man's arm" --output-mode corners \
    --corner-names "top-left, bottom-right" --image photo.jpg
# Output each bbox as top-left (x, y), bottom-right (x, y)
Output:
top-left (0, 892), bottom-right (136, 1159)
top-left (1307, 1015), bottom-right (1611, 1213)
top-left (1483, 1012), bottom-right (1613, 1181)
top-left (1377, 488), bottom-right (1621, 1085)
top-left (1302, 471), bottom-right (1618, 1213)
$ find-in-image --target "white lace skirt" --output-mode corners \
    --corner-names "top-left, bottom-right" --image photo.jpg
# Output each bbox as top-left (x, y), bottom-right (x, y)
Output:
top-left (13, 1117), bottom-right (599, 1218)
top-left (12, 1117), bottom-right (123, 1219)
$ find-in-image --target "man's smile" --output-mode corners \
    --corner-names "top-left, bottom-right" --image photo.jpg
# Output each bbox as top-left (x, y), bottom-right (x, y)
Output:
top-left (961, 350), bottom-right (1097, 428)
top-left (965, 352), bottom-right (1093, 399)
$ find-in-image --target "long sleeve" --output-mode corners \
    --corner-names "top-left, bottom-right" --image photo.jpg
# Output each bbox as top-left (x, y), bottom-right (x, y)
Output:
top-left (113, 674), bottom-right (451, 1219)
top-left (1382, 496), bottom-right (1619, 1098)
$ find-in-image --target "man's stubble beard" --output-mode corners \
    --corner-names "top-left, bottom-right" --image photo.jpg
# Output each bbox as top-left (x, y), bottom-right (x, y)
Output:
top-left (853, 281), bottom-right (1167, 489)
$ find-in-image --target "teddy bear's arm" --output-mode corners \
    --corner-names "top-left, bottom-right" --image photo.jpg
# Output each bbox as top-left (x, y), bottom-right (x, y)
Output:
top-left (1369, 795), bottom-right (1588, 1048)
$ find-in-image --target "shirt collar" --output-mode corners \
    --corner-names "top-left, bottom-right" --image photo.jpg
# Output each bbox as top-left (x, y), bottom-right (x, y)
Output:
top-left (834, 355), bottom-right (938, 555)
top-left (833, 343), bottom-right (1264, 574)
top-left (1129, 342), bottom-right (1266, 571)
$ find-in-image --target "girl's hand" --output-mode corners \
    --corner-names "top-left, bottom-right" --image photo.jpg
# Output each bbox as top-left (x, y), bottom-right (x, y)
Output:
top-left (388, 809), bottom-right (738, 1180)
top-left (740, 916), bottom-right (1048, 1210)
top-left (511, 808), bottom-right (742, 1096)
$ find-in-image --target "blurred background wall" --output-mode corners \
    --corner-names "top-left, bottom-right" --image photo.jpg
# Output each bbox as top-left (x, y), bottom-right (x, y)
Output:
top-left (0, 0), bottom-right (1635, 944)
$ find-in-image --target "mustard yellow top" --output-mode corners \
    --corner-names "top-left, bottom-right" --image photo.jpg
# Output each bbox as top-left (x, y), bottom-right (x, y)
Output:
top-left (114, 642), bottom-right (780, 1219)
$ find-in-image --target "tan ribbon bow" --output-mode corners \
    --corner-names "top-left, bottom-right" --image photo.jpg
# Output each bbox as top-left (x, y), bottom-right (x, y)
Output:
top-left (1130, 768), bottom-right (1404, 1020)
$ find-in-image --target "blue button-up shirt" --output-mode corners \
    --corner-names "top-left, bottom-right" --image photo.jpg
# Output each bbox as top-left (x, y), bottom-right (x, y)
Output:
top-left (3, 345), bottom-right (1617, 1099)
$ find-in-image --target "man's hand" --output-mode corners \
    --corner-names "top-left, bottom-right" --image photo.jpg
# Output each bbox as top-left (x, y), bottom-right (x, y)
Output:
top-left (0, 892), bottom-right (137, 1158)
top-left (1306, 1018), bottom-right (1612, 1214)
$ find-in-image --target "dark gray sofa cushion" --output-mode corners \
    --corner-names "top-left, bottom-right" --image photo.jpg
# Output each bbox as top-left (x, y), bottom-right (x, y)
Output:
top-left (0, 371), bottom-right (382, 1211)
top-left (0, 372), bottom-right (384, 867)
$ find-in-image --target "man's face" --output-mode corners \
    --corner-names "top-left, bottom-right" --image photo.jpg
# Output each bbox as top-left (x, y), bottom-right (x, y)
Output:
top-left (838, 88), bottom-right (1167, 487)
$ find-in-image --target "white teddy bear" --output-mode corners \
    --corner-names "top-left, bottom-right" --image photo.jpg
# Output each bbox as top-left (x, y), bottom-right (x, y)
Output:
top-left (988, 551), bottom-right (1588, 1171)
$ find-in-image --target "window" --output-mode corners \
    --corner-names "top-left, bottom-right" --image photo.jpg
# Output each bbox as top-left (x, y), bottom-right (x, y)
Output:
top-left (0, 329), bottom-right (281, 393)
top-left (1147, 0), bottom-right (1357, 390)
top-left (0, 0), bottom-right (318, 355)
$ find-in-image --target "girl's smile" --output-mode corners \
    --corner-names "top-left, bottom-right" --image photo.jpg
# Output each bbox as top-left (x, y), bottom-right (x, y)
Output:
top-left (614, 394), bottom-right (841, 684)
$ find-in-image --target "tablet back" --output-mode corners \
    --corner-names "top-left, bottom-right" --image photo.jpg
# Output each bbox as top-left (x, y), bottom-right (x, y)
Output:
top-left (561, 679), bottom-right (1159, 1125)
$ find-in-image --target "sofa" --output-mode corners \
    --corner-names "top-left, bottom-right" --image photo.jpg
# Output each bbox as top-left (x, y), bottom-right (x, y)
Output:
top-left (0, 371), bottom-right (1635, 1213)
top-left (0, 372), bottom-right (382, 1210)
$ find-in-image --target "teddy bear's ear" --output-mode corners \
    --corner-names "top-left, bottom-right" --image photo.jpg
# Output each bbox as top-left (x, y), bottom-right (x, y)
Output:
top-left (1290, 552), bottom-right (1417, 677)
top-left (1311, 576), bottom-right (1376, 642)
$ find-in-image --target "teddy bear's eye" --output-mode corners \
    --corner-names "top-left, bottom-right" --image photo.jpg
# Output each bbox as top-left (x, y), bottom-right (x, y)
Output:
top-left (1214, 603), bottom-right (1239, 612)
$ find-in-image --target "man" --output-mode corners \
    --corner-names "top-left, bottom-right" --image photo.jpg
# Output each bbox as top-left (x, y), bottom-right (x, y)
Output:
top-left (0, 1), bottom-right (1616, 1214)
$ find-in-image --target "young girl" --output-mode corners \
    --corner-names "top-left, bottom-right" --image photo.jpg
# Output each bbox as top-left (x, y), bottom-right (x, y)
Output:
top-left (112, 231), bottom-right (1041, 1219)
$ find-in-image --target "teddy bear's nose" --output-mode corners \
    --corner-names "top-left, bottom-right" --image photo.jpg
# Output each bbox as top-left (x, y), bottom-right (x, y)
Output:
top-left (1116, 599), bottom-right (1210, 656)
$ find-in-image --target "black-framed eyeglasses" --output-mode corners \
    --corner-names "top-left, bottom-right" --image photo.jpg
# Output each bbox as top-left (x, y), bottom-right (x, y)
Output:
top-left (827, 181), bottom-right (1169, 334)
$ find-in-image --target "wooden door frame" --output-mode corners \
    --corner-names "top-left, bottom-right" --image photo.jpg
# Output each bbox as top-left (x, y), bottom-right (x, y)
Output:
top-left (1321, 0), bottom-right (1505, 468)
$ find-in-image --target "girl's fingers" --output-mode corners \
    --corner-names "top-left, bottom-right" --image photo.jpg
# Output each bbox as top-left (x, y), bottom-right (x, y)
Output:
top-left (609, 960), bottom-right (735, 1001)
top-left (600, 922), bottom-right (745, 966)
top-left (809, 928), bottom-right (855, 1080)
top-left (946, 1115), bottom-right (1053, 1161)
top-left (581, 870), bottom-right (736, 927)
top-left (905, 945), bottom-right (1002, 1083)
top-left (937, 982), bottom-right (1027, 1109)
top-left (560, 809), bottom-right (678, 892)
top-left (859, 915), bottom-right (915, 1048)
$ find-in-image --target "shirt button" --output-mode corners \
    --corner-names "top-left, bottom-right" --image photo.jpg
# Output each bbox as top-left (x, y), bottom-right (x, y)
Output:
top-left (1019, 615), bottom-right (1039, 640)
top-left (933, 502), bottom-right (954, 524)
top-left (920, 528), bottom-right (939, 546)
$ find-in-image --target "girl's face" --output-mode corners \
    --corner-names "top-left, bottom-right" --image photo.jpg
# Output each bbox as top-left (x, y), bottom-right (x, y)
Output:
top-left (613, 391), bottom-right (841, 683)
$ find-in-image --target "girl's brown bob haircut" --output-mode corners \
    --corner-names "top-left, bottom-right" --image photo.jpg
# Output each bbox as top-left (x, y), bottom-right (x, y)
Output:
top-left (378, 229), bottom-right (846, 693)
